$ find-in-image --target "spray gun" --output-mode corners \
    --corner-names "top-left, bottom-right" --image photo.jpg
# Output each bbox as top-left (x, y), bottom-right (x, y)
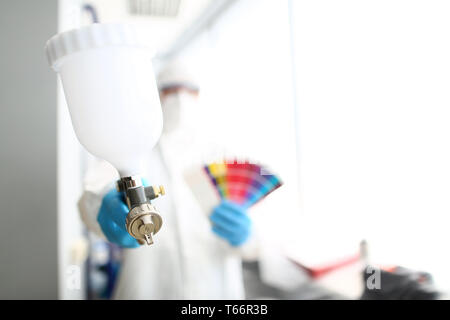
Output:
top-left (45, 24), bottom-right (166, 245)
top-left (117, 176), bottom-right (164, 245)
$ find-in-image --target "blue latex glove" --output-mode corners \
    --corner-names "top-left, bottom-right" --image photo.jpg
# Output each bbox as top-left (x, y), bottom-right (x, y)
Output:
top-left (97, 188), bottom-right (140, 248)
top-left (210, 200), bottom-right (251, 247)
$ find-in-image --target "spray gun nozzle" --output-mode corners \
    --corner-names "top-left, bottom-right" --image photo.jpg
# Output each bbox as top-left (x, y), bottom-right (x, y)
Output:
top-left (144, 233), bottom-right (153, 245)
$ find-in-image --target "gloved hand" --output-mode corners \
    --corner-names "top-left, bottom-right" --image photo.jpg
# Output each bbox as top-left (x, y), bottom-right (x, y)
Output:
top-left (97, 188), bottom-right (140, 248)
top-left (210, 200), bottom-right (251, 247)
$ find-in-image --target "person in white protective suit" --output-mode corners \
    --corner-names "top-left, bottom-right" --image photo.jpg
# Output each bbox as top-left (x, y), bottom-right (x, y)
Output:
top-left (78, 60), bottom-right (269, 299)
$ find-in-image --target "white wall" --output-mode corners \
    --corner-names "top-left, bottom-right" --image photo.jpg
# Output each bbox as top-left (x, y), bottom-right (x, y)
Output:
top-left (291, 0), bottom-right (450, 289)
top-left (0, 0), bottom-right (59, 299)
top-left (57, 0), bottom-right (89, 300)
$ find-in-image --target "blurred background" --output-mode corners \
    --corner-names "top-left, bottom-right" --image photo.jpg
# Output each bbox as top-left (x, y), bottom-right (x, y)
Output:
top-left (1, 0), bottom-right (450, 299)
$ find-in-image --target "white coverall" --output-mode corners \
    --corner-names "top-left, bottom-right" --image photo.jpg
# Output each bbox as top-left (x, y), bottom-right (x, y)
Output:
top-left (78, 62), bottom-right (305, 299)
top-left (79, 125), bottom-right (261, 299)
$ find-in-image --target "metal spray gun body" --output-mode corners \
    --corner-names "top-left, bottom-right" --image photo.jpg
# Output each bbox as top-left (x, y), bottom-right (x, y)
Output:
top-left (117, 176), bottom-right (164, 245)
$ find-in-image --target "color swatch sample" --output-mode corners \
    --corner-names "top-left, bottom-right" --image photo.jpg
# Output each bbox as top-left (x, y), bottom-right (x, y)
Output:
top-left (203, 160), bottom-right (282, 208)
